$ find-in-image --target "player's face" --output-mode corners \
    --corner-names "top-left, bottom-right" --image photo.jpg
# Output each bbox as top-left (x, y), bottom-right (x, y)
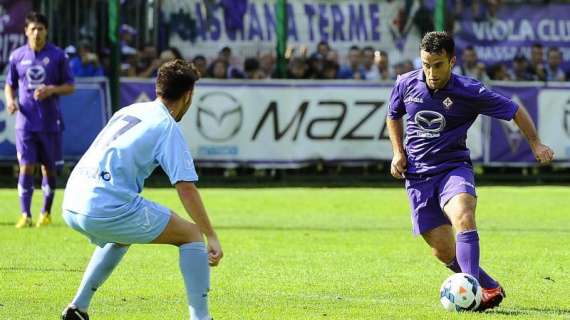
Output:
top-left (420, 50), bottom-right (455, 90)
top-left (25, 22), bottom-right (47, 50)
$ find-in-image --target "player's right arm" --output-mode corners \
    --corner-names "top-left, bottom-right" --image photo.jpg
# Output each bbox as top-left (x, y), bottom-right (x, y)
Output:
top-left (4, 52), bottom-right (19, 114)
top-left (387, 76), bottom-right (407, 179)
top-left (4, 84), bottom-right (18, 114)
top-left (387, 118), bottom-right (407, 179)
top-left (175, 181), bottom-right (223, 266)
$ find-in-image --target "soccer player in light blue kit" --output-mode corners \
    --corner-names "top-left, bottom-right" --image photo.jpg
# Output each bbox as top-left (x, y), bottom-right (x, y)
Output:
top-left (387, 32), bottom-right (554, 311)
top-left (61, 60), bottom-right (222, 320)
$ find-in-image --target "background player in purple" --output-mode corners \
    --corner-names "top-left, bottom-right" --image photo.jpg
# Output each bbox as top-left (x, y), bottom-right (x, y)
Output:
top-left (386, 32), bottom-right (554, 311)
top-left (4, 12), bottom-right (75, 228)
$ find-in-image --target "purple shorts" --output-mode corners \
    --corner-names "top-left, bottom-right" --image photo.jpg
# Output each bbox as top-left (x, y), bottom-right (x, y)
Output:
top-left (15, 130), bottom-right (61, 170)
top-left (405, 166), bottom-right (477, 235)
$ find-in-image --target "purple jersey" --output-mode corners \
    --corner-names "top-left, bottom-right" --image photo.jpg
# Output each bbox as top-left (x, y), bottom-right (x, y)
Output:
top-left (6, 43), bottom-right (74, 132)
top-left (388, 70), bottom-right (518, 175)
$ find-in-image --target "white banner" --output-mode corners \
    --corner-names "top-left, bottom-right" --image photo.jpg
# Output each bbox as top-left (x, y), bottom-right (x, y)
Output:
top-left (538, 89), bottom-right (570, 161)
top-left (176, 80), bottom-right (483, 168)
top-left (162, 0), bottom-right (422, 65)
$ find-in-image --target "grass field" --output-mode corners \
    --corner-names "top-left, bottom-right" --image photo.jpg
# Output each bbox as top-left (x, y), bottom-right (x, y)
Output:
top-left (1, 186), bottom-right (569, 320)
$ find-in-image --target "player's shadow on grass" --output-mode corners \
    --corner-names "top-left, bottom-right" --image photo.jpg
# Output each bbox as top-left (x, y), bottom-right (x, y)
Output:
top-left (491, 307), bottom-right (570, 317)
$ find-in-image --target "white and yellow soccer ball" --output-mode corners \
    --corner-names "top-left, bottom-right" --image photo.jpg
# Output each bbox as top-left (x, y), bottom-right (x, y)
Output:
top-left (440, 273), bottom-right (482, 312)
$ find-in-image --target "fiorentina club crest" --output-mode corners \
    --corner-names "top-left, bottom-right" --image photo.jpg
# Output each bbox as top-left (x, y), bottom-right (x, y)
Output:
top-left (443, 97), bottom-right (453, 109)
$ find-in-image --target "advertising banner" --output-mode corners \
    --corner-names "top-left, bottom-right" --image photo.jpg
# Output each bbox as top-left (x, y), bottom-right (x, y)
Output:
top-left (455, 3), bottom-right (570, 70)
top-left (538, 87), bottom-right (570, 163)
top-left (486, 85), bottom-right (539, 164)
top-left (0, 0), bottom-right (32, 71)
top-left (121, 79), bottom-right (484, 168)
top-left (0, 78), bottom-right (111, 160)
top-left (161, 0), bottom-right (424, 64)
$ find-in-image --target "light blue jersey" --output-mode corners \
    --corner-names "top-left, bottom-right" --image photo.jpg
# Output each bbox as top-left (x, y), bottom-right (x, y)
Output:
top-left (63, 99), bottom-right (198, 218)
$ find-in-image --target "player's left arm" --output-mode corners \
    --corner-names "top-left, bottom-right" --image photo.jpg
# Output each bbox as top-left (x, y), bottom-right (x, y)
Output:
top-left (513, 104), bottom-right (554, 164)
top-left (34, 83), bottom-right (75, 101)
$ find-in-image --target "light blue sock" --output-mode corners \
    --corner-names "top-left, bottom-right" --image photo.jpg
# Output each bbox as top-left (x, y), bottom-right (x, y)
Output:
top-left (72, 243), bottom-right (128, 311)
top-left (179, 242), bottom-right (210, 320)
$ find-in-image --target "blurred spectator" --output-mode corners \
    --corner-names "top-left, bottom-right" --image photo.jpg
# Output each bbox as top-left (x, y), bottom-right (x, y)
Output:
top-left (287, 57), bottom-right (308, 79)
top-left (401, 59), bottom-right (415, 74)
top-left (121, 52), bottom-right (137, 77)
top-left (312, 41), bottom-right (330, 60)
top-left (137, 47), bottom-right (182, 78)
top-left (545, 47), bottom-right (566, 82)
top-left (393, 59), bottom-right (415, 78)
top-left (377, 50), bottom-right (391, 80)
top-left (453, 46), bottom-right (489, 82)
top-left (393, 62), bottom-right (405, 78)
top-left (136, 45), bottom-right (158, 76)
top-left (528, 43), bottom-right (546, 81)
top-left (320, 60), bottom-right (339, 79)
top-left (69, 40), bottom-right (104, 77)
top-left (244, 57), bottom-right (266, 79)
top-left (325, 50), bottom-right (339, 64)
top-left (488, 63), bottom-right (511, 81)
top-left (217, 46), bottom-right (245, 78)
top-left (362, 46), bottom-right (380, 80)
top-left (192, 55), bottom-right (208, 78)
top-left (338, 46), bottom-right (365, 80)
top-left (207, 59), bottom-right (228, 79)
top-left (306, 55), bottom-right (323, 79)
top-left (259, 52), bottom-right (276, 78)
top-left (510, 54), bottom-right (535, 81)
top-left (120, 24), bottom-right (137, 56)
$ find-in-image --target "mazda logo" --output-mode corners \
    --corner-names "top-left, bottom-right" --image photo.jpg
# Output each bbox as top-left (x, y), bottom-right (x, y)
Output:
top-left (196, 92), bottom-right (242, 142)
top-left (414, 110), bottom-right (446, 133)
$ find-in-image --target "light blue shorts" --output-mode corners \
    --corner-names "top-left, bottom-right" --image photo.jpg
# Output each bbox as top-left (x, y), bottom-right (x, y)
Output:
top-left (62, 199), bottom-right (171, 247)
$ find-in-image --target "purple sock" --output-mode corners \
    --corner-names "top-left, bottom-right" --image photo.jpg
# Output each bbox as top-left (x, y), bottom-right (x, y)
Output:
top-left (41, 175), bottom-right (56, 214)
top-left (18, 174), bottom-right (34, 217)
top-left (446, 257), bottom-right (499, 289)
top-left (456, 230), bottom-right (480, 280)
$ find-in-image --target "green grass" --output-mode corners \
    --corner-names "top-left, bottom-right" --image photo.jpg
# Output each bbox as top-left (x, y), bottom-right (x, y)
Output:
top-left (1, 186), bottom-right (569, 319)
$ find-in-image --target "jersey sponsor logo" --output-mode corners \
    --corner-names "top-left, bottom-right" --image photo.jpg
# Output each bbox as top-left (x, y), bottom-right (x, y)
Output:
top-left (21, 60), bottom-right (32, 66)
top-left (25, 65), bottom-right (46, 89)
top-left (404, 96), bottom-right (424, 104)
top-left (414, 110), bottom-right (446, 138)
top-left (196, 92), bottom-right (243, 142)
top-left (443, 97), bottom-right (453, 109)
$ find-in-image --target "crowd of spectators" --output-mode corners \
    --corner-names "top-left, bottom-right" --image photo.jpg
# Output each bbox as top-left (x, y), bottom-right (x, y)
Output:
top-left (59, 12), bottom-right (568, 83)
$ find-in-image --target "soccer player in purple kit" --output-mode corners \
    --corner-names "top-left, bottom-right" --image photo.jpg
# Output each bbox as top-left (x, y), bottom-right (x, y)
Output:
top-left (4, 12), bottom-right (74, 228)
top-left (387, 32), bottom-right (554, 311)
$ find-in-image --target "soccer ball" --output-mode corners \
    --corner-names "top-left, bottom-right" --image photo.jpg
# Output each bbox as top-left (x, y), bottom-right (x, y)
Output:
top-left (440, 273), bottom-right (482, 312)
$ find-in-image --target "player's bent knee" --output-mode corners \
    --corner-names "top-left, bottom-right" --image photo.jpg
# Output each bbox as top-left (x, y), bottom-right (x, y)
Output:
top-left (152, 212), bottom-right (203, 246)
top-left (453, 211), bottom-right (476, 231)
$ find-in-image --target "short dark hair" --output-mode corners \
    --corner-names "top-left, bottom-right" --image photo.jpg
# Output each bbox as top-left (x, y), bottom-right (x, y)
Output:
top-left (420, 31), bottom-right (455, 58)
top-left (25, 12), bottom-right (48, 29)
top-left (156, 59), bottom-right (200, 101)
top-left (244, 57), bottom-right (260, 72)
